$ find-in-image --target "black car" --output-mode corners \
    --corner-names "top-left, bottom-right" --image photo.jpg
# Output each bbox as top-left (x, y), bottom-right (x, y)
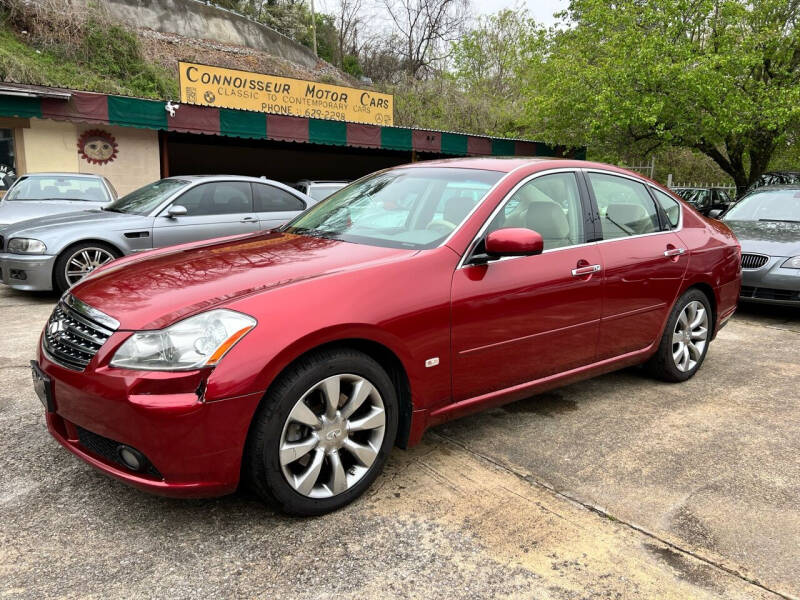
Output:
top-left (673, 187), bottom-right (734, 216)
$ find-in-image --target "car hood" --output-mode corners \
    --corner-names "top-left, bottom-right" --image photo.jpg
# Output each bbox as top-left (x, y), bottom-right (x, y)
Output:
top-left (0, 200), bottom-right (109, 227)
top-left (72, 231), bottom-right (414, 330)
top-left (724, 220), bottom-right (800, 256)
top-left (1, 209), bottom-right (143, 238)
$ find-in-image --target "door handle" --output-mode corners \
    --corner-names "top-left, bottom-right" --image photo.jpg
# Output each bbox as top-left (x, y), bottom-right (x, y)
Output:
top-left (571, 264), bottom-right (601, 277)
top-left (664, 247), bottom-right (686, 257)
top-left (240, 216), bottom-right (258, 223)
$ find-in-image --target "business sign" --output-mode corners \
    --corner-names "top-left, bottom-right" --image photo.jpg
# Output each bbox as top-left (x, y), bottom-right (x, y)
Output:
top-left (178, 61), bottom-right (394, 126)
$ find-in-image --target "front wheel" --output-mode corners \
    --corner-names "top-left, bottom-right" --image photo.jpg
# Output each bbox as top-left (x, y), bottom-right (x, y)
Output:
top-left (646, 289), bottom-right (712, 382)
top-left (245, 348), bottom-right (398, 516)
top-left (53, 242), bottom-right (120, 293)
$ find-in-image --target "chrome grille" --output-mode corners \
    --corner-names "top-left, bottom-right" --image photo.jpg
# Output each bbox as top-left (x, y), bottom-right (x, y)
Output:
top-left (43, 301), bottom-right (115, 371)
top-left (741, 253), bottom-right (769, 269)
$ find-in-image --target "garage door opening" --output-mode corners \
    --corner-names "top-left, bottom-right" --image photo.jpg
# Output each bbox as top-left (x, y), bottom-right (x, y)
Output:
top-left (164, 132), bottom-right (437, 184)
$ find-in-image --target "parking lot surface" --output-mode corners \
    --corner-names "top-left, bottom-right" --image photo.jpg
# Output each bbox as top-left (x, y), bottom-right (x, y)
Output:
top-left (1, 286), bottom-right (797, 599)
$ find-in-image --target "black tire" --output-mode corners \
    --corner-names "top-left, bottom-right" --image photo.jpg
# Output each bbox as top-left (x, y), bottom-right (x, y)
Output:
top-left (646, 288), bottom-right (713, 382)
top-left (53, 241), bottom-right (121, 294)
top-left (245, 348), bottom-right (398, 516)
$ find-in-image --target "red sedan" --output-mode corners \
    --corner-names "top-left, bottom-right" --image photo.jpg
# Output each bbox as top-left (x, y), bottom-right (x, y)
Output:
top-left (32, 159), bottom-right (741, 515)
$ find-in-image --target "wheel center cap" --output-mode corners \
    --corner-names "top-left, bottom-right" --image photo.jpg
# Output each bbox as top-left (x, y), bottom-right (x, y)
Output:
top-left (319, 415), bottom-right (346, 451)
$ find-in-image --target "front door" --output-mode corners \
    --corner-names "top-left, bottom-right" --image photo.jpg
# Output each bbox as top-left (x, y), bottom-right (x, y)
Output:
top-left (451, 171), bottom-right (603, 402)
top-left (153, 181), bottom-right (259, 247)
top-left (585, 171), bottom-right (689, 360)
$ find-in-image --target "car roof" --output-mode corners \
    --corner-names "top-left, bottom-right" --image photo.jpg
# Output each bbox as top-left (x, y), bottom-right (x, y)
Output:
top-left (399, 157), bottom-right (655, 180)
top-left (16, 172), bottom-right (106, 179)
top-left (747, 184), bottom-right (800, 191)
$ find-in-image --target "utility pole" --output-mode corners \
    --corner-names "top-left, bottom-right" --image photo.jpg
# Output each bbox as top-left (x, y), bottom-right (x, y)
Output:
top-left (310, 0), bottom-right (318, 56)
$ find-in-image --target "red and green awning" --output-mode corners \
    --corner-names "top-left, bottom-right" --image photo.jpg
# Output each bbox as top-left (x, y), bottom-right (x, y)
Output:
top-left (0, 90), bottom-right (584, 159)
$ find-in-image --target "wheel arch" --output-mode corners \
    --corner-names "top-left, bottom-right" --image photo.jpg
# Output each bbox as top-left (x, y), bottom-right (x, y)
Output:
top-left (681, 280), bottom-right (718, 336)
top-left (250, 335), bottom-right (415, 450)
top-left (52, 238), bottom-right (124, 288)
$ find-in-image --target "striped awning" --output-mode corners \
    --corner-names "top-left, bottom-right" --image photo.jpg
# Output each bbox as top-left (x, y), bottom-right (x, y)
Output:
top-left (0, 89), bottom-right (584, 159)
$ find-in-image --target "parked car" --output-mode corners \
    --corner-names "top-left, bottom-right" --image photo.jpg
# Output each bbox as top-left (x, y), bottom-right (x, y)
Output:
top-left (0, 175), bottom-right (313, 293)
top-left (721, 184), bottom-right (800, 305)
top-left (745, 171), bottom-right (800, 194)
top-left (672, 186), bottom-right (734, 216)
top-left (293, 180), bottom-right (349, 202)
top-left (0, 173), bottom-right (117, 228)
top-left (31, 158), bottom-right (740, 516)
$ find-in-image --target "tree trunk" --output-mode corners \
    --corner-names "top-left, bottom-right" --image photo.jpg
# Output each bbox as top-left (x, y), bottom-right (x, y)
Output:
top-left (695, 137), bottom-right (776, 198)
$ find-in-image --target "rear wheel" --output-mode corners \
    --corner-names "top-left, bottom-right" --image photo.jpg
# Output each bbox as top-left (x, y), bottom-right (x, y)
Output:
top-left (646, 289), bottom-right (712, 382)
top-left (54, 242), bottom-right (120, 293)
top-left (245, 348), bottom-right (398, 516)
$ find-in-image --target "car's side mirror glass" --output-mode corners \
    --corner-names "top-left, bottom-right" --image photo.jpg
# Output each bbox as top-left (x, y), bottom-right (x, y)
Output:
top-left (167, 205), bottom-right (188, 218)
top-left (485, 228), bottom-right (544, 258)
top-left (708, 208), bottom-right (723, 219)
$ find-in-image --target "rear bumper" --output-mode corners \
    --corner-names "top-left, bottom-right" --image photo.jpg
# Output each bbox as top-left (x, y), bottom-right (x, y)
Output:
top-left (38, 346), bottom-right (264, 498)
top-left (0, 252), bottom-right (56, 291)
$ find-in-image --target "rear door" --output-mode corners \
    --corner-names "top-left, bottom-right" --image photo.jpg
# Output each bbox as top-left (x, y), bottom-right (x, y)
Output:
top-left (252, 183), bottom-right (308, 230)
top-left (586, 170), bottom-right (689, 361)
top-left (152, 181), bottom-right (259, 247)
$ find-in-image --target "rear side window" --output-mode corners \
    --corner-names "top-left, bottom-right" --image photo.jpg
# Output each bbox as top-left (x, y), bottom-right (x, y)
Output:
top-left (588, 173), bottom-right (660, 239)
top-left (253, 184), bottom-right (306, 212)
top-left (653, 189), bottom-right (680, 228)
top-left (175, 182), bottom-right (253, 216)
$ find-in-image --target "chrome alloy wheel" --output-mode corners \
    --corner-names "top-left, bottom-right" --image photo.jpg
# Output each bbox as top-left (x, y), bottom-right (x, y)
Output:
top-left (279, 374), bottom-right (386, 499)
top-left (65, 247), bottom-right (116, 285)
top-left (672, 300), bottom-right (709, 372)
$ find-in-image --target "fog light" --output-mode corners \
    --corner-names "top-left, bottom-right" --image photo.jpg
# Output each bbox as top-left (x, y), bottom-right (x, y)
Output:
top-left (9, 269), bottom-right (27, 280)
top-left (117, 445), bottom-right (145, 471)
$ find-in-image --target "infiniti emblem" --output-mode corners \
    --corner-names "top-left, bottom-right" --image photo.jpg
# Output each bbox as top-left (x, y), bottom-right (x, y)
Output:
top-left (48, 319), bottom-right (67, 337)
top-left (326, 429), bottom-right (342, 441)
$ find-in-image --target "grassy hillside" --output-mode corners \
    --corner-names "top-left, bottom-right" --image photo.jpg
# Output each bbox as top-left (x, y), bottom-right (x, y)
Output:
top-left (0, 7), bottom-right (177, 99)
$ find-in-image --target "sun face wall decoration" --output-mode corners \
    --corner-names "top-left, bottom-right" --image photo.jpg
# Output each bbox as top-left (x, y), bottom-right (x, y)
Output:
top-left (77, 130), bottom-right (119, 165)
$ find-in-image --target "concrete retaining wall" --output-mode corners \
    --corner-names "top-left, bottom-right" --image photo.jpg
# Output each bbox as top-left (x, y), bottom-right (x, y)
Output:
top-left (97, 0), bottom-right (320, 70)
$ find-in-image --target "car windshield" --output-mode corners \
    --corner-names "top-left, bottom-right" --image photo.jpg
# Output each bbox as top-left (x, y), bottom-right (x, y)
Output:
top-left (105, 179), bottom-right (189, 215)
top-left (284, 168), bottom-right (504, 249)
top-left (308, 184), bottom-right (347, 202)
top-left (4, 175), bottom-right (108, 202)
top-left (723, 189), bottom-right (800, 223)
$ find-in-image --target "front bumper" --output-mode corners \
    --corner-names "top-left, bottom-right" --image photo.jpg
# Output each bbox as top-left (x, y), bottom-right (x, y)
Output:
top-left (0, 252), bottom-right (56, 291)
top-left (37, 342), bottom-right (264, 498)
top-left (740, 257), bottom-right (800, 305)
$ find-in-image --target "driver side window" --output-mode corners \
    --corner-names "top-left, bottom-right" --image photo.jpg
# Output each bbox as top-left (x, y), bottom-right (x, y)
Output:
top-left (486, 172), bottom-right (584, 251)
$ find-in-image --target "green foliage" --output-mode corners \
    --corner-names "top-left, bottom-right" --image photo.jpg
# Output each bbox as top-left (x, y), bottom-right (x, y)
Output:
top-left (0, 6), bottom-right (176, 100)
top-left (0, 23), bottom-right (176, 99)
top-left (342, 54), bottom-right (363, 78)
top-left (386, 10), bottom-right (548, 137)
top-left (526, 0), bottom-right (800, 191)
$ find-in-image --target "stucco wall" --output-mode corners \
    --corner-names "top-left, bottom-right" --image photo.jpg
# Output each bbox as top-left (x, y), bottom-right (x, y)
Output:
top-left (98, 0), bottom-right (320, 70)
top-left (16, 119), bottom-right (160, 196)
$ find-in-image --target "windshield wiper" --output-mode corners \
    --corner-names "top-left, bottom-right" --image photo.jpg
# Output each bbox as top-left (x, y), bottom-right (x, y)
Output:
top-left (103, 207), bottom-right (123, 213)
top-left (758, 218), bottom-right (800, 224)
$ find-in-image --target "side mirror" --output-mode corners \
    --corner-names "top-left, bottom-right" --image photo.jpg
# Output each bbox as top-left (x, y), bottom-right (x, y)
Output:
top-left (708, 208), bottom-right (723, 219)
top-left (485, 228), bottom-right (544, 257)
top-left (167, 204), bottom-right (188, 218)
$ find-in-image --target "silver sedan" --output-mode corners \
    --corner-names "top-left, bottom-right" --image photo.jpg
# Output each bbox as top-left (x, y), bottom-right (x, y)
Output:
top-left (0, 175), bottom-right (315, 293)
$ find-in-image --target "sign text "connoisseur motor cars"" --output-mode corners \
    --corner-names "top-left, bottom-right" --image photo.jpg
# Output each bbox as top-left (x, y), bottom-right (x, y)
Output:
top-left (179, 61), bottom-right (394, 126)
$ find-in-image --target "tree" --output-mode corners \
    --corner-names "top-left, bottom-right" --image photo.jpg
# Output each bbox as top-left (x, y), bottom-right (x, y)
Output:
top-left (381, 0), bottom-right (471, 79)
top-left (528, 0), bottom-right (800, 193)
top-left (450, 9), bottom-right (546, 135)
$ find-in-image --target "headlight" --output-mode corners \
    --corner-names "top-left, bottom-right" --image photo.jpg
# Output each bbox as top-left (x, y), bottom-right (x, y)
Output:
top-left (110, 309), bottom-right (256, 371)
top-left (781, 256), bottom-right (800, 269)
top-left (8, 238), bottom-right (46, 254)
